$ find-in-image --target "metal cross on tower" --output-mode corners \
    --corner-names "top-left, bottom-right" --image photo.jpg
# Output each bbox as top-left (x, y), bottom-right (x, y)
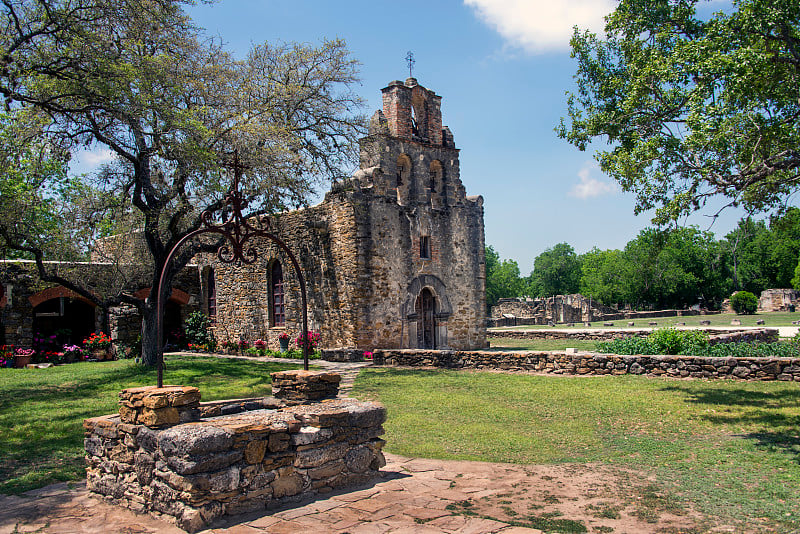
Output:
top-left (405, 51), bottom-right (415, 78)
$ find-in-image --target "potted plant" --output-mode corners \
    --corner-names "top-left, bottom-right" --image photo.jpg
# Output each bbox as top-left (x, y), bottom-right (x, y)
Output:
top-left (254, 339), bottom-right (267, 356)
top-left (62, 344), bottom-right (84, 363)
top-left (1, 345), bottom-right (15, 368)
top-left (83, 332), bottom-right (113, 360)
top-left (278, 331), bottom-right (290, 352)
top-left (14, 347), bottom-right (35, 368)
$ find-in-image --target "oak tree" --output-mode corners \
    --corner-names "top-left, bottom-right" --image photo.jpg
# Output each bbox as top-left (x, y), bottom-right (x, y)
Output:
top-left (559, 0), bottom-right (800, 224)
top-left (0, 0), bottom-right (365, 365)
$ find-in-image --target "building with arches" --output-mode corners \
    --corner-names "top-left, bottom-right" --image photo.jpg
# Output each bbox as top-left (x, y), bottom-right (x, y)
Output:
top-left (0, 79), bottom-right (486, 353)
top-left (201, 78), bottom-right (487, 351)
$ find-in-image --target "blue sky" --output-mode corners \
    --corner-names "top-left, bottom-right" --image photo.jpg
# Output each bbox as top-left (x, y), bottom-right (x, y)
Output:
top-left (73, 0), bottom-right (767, 271)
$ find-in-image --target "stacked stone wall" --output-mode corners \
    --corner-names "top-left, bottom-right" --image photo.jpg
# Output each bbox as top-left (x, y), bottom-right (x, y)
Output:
top-left (489, 328), bottom-right (779, 344)
top-left (372, 349), bottom-right (800, 381)
top-left (84, 397), bottom-right (386, 532)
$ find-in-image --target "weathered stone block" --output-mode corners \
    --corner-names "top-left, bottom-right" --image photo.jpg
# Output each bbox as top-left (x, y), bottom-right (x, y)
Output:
top-left (244, 440), bottom-right (267, 464)
top-left (271, 466), bottom-right (303, 498)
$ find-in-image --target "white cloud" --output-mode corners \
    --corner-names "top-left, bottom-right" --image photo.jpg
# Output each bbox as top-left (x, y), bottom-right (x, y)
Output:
top-left (568, 161), bottom-right (618, 199)
top-left (69, 147), bottom-right (116, 176)
top-left (464, 0), bottom-right (614, 53)
top-left (81, 148), bottom-right (116, 166)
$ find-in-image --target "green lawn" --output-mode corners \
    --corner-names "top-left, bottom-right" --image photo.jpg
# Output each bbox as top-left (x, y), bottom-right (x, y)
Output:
top-left (351, 369), bottom-right (800, 531)
top-left (492, 310), bottom-right (800, 330)
top-left (487, 337), bottom-right (599, 352)
top-left (0, 355), bottom-right (301, 494)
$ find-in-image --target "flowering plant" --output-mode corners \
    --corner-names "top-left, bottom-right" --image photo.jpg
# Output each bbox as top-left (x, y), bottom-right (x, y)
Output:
top-left (15, 348), bottom-right (35, 357)
top-left (0, 345), bottom-right (13, 367)
top-left (254, 339), bottom-right (267, 349)
top-left (295, 330), bottom-right (321, 350)
top-left (62, 344), bottom-right (84, 362)
top-left (238, 339), bottom-right (250, 350)
top-left (363, 351), bottom-right (374, 360)
top-left (278, 331), bottom-right (290, 341)
top-left (188, 342), bottom-right (208, 352)
top-left (83, 332), bottom-right (112, 351)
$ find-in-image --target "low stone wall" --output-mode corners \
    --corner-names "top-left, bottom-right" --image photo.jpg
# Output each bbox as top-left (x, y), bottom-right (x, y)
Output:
top-left (488, 328), bottom-right (779, 343)
top-left (372, 349), bottom-right (800, 381)
top-left (320, 348), bottom-right (367, 362)
top-left (85, 373), bottom-right (386, 532)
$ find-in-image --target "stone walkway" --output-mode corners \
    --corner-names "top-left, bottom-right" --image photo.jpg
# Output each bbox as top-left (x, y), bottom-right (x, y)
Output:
top-left (198, 352), bottom-right (372, 397)
top-left (0, 455), bottom-right (544, 534)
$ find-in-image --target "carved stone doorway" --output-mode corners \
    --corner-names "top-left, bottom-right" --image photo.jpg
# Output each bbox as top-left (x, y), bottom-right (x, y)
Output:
top-left (416, 288), bottom-right (436, 349)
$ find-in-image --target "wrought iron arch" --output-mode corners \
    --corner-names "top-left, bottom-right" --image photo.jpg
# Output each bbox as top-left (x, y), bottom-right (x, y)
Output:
top-left (155, 169), bottom-right (310, 387)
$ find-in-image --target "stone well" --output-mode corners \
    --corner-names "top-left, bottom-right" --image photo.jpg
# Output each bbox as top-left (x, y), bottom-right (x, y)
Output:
top-left (84, 371), bottom-right (386, 532)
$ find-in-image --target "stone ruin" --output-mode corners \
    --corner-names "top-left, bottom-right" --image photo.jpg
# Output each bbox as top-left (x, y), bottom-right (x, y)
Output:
top-left (84, 370), bottom-right (386, 532)
top-left (758, 289), bottom-right (799, 312)
top-left (489, 294), bottom-right (716, 327)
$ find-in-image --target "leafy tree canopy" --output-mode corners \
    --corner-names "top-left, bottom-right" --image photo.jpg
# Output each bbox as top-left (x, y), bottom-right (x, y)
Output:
top-left (529, 242), bottom-right (582, 297)
top-left (485, 246), bottom-right (525, 310)
top-left (0, 0), bottom-right (365, 364)
top-left (559, 0), bottom-right (800, 224)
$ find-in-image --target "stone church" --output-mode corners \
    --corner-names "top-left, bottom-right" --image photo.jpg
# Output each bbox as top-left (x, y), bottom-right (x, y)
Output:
top-left (198, 77), bottom-right (487, 351)
top-left (1, 78), bottom-right (487, 352)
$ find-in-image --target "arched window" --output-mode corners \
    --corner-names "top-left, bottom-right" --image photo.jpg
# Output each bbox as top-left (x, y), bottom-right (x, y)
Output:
top-left (206, 268), bottom-right (217, 319)
top-left (271, 261), bottom-right (285, 327)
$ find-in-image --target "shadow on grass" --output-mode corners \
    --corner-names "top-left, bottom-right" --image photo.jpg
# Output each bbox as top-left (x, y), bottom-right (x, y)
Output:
top-left (659, 383), bottom-right (800, 462)
top-left (0, 356), bottom-right (302, 494)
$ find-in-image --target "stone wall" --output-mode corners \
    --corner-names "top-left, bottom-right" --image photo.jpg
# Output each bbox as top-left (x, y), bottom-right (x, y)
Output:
top-left (85, 395), bottom-right (386, 532)
top-left (371, 349), bottom-right (800, 381)
top-left (489, 328), bottom-right (779, 344)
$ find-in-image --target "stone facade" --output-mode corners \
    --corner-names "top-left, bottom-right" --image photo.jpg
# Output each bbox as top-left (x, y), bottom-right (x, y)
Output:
top-left (372, 349), bottom-right (800, 381)
top-left (200, 78), bottom-right (486, 352)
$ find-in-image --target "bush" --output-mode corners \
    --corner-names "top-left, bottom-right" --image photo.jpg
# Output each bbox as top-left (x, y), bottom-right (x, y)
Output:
top-left (648, 328), bottom-right (709, 355)
top-left (597, 328), bottom-right (708, 356)
top-left (731, 291), bottom-right (758, 314)
top-left (696, 341), bottom-right (800, 358)
top-left (184, 311), bottom-right (216, 350)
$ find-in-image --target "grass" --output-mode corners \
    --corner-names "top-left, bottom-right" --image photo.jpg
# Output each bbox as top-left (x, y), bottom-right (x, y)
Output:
top-left (487, 337), bottom-right (599, 352)
top-left (492, 310), bottom-right (800, 329)
top-left (0, 355), bottom-right (301, 494)
top-left (351, 368), bottom-right (800, 531)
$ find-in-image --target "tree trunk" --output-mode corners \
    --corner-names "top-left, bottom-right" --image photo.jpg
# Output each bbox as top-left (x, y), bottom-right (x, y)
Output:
top-left (141, 299), bottom-right (160, 367)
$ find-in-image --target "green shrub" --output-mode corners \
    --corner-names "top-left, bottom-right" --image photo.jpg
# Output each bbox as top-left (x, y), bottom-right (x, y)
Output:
top-left (597, 328), bottom-right (708, 356)
top-left (184, 311), bottom-right (216, 350)
top-left (731, 291), bottom-right (758, 314)
top-left (648, 328), bottom-right (709, 355)
top-left (697, 341), bottom-right (800, 358)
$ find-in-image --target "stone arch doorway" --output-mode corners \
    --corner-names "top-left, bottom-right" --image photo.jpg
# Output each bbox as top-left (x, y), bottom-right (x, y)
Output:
top-left (402, 275), bottom-right (452, 349)
top-left (415, 288), bottom-right (436, 349)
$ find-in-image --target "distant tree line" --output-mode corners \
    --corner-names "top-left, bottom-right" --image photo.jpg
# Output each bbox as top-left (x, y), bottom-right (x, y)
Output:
top-left (486, 209), bottom-right (800, 311)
